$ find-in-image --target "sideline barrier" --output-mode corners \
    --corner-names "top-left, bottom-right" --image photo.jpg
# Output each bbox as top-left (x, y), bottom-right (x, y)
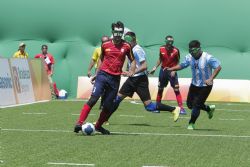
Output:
top-left (77, 76), bottom-right (250, 103)
top-left (0, 58), bottom-right (51, 107)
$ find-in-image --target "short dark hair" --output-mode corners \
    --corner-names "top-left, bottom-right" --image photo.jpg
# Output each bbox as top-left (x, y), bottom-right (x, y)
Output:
top-left (41, 44), bottom-right (48, 49)
top-left (125, 31), bottom-right (136, 39)
top-left (111, 21), bottom-right (124, 31)
top-left (189, 40), bottom-right (201, 48)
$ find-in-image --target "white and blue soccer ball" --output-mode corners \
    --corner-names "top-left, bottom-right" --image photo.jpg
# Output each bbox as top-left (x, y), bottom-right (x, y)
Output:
top-left (81, 122), bottom-right (95, 136)
top-left (58, 89), bottom-right (68, 99)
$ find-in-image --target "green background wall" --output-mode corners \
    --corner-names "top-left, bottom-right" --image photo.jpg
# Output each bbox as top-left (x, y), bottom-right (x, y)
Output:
top-left (0, 0), bottom-right (249, 98)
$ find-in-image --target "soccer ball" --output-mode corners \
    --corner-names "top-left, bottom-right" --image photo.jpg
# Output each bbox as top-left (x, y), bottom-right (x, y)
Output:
top-left (81, 122), bottom-right (95, 135)
top-left (58, 89), bottom-right (68, 99)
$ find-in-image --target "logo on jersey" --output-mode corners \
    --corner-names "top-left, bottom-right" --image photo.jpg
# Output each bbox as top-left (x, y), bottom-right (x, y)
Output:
top-left (121, 48), bottom-right (124, 53)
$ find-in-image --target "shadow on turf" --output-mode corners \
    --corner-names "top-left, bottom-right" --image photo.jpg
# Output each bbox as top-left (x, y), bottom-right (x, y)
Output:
top-left (104, 123), bottom-right (182, 129)
top-left (194, 128), bottom-right (221, 132)
top-left (109, 123), bottom-right (180, 128)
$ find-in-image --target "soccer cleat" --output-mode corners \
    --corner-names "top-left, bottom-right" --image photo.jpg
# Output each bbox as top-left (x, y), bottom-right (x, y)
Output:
top-left (172, 107), bottom-right (180, 122)
top-left (187, 123), bottom-right (195, 130)
top-left (180, 108), bottom-right (187, 115)
top-left (95, 126), bottom-right (110, 135)
top-left (74, 124), bottom-right (82, 133)
top-left (208, 105), bottom-right (215, 119)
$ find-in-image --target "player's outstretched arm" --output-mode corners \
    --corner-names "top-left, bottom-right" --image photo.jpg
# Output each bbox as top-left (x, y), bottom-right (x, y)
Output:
top-left (149, 57), bottom-right (161, 74)
top-left (166, 64), bottom-right (182, 71)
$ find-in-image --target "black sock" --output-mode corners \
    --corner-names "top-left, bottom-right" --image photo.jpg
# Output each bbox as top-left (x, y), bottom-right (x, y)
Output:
top-left (200, 105), bottom-right (210, 112)
top-left (156, 102), bottom-right (175, 112)
top-left (189, 107), bottom-right (200, 124)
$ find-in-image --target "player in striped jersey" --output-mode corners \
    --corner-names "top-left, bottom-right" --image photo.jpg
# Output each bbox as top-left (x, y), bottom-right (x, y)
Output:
top-left (168, 40), bottom-right (221, 130)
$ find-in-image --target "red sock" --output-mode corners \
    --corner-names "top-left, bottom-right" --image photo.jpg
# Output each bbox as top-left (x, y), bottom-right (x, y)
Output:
top-left (53, 83), bottom-right (59, 96)
top-left (175, 91), bottom-right (183, 109)
top-left (77, 104), bottom-right (91, 125)
top-left (156, 89), bottom-right (163, 103)
top-left (95, 110), bottom-right (109, 129)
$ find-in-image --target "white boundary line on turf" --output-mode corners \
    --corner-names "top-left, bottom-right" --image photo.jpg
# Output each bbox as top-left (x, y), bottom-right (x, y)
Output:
top-left (219, 118), bottom-right (244, 121)
top-left (71, 114), bottom-right (96, 116)
top-left (143, 166), bottom-right (169, 167)
top-left (119, 114), bottom-right (144, 118)
top-left (71, 113), bottom-right (96, 116)
top-left (22, 112), bottom-right (47, 115)
top-left (53, 99), bottom-right (88, 102)
top-left (2, 128), bottom-right (250, 138)
top-left (216, 109), bottom-right (250, 112)
top-left (47, 162), bottom-right (94, 166)
top-left (0, 100), bottom-right (50, 109)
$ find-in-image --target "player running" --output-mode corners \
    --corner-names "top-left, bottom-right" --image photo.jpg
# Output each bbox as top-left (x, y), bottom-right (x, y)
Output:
top-left (74, 21), bottom-right (136, 134)
top-left (168, 40), bottom-right (221, 129)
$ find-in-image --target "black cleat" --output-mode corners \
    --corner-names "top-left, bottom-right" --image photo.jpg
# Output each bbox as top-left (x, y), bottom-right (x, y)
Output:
top-left (74, 124), bottom-right (82, 133)
top-left (95, 126), bottom-right (110, 135)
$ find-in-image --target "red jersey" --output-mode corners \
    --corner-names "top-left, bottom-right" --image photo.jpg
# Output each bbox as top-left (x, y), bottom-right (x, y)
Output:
top-left (100, 40), bottom-right (134, 75)
top-left (159, 46), bottom-right (180, 68)
top-left (34, 53), bottom-right (55, 75)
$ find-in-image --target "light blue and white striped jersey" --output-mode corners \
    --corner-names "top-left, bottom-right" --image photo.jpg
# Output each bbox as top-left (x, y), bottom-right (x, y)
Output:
top-left (180, 52), bottom-right (221, 87)
top-left (128, 44), bottom-right (147, 77)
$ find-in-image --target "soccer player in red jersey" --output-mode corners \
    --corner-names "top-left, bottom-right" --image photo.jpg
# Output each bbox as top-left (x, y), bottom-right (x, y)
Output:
top-left (150, 35), bottom-right (187, 115)
top-left (74, 21), bottom-right (136, 134)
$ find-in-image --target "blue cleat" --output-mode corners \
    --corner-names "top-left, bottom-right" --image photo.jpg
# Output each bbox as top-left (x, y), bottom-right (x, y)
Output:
top-left (180, 108), bottom-right (187, 115)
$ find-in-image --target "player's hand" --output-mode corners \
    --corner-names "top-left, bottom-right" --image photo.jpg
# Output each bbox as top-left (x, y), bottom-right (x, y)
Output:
top-left (170, 71), bottom-right (176, 77)
top-left (149, 66), bottom-right (157, 74)
top-left (127, 71), bottom-right (135, 77)
top-left (121, 71), bottom-right (129, 76)
top-left (205, 78), bottom-right (213, 86)
top-left (90, 75), bottom-right (96, 84)
top-left (87, 71), bottom-right (92, 78)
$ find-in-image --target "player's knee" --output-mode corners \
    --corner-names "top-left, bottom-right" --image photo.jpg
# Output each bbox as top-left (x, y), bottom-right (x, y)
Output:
top-left (173, 85), bottom-right (179, 91)
top-left (145, 102), bottom-right (157, 111)
top-left (87, 96), bottom-right (99, 108)
top-left (174, 88), bottom-right (179, 92)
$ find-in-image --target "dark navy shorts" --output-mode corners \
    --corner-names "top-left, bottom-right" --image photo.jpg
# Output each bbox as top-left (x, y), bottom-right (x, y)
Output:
top-left (91, 70), bottom-right (121, 109)
top-left (158, 68), bottom-right (179, 89)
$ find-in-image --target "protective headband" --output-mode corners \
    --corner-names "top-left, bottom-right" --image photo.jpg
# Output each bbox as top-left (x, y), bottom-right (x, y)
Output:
top-left (112, 27), bottom-right (124, 37)
top-left (189, 47), bottom-right (201, 54)
top-left (165, 38), bottom-right (174, 45)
